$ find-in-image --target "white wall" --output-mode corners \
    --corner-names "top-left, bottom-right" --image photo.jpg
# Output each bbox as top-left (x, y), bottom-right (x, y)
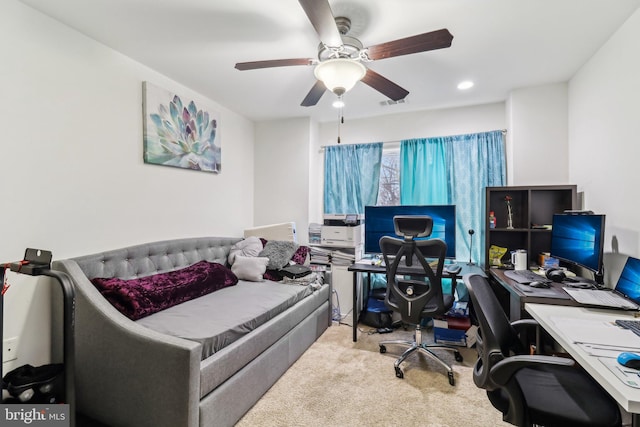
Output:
top-left (568, 8), bottom-right (640, 281)
top-left (254, 118), bottom-right (312, 244)
top-left (507, 83), bottom-right (569, 185)
top-left (1, 0), bottom-right (255, 373)
top-left (318, 102), bottom-right (506, 146)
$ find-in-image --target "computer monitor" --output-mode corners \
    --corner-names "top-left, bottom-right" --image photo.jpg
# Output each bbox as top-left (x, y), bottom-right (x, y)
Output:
top-left (550, 213), bottom-right (605, 276)
top-left (364, 205), bottom-right (456, 258)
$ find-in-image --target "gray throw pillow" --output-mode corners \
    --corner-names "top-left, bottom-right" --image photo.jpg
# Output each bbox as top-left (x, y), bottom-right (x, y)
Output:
top-left (259, 240), bottom-right (299, 270)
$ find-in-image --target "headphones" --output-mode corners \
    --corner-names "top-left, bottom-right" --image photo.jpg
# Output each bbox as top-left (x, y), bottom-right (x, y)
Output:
top-left (545, 268), bottom-right (566, 283)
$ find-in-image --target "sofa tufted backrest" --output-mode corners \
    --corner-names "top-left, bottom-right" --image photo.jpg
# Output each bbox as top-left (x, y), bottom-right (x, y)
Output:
top-left (70, 237), bottom-right (242, 280)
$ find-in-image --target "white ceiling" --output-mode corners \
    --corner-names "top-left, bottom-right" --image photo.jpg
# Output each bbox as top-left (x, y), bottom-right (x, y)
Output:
top-left (18, 0), bottom-right (640, 123)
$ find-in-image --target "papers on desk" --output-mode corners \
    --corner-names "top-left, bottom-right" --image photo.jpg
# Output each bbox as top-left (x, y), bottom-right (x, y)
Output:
top-left (309, 247), bottom-right (331, 265)
top-left (549, 316), bottom-right (640, 388)
top-left (576, 343), bottom-right (640, 358)
top-left (549, 316), bottom-right (640, 349)
top-left (599, 357), bottom-right (640, 388)
top-left (309, 246), bottom-right (359, 266)
top-left (330, 249), bottom-right (357, 266)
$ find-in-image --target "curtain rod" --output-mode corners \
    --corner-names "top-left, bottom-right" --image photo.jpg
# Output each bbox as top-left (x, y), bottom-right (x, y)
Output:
top-left (319, 129), bottom-right (507, 150)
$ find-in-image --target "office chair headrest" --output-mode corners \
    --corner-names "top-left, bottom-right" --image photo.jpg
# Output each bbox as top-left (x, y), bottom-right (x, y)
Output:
top-left (393, 215), bottom-right (433, 240)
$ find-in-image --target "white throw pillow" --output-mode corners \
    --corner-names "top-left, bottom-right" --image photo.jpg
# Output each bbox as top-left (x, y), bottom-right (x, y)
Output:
top-left (231, 255), bottom-right (269, 282)
top-left (228, 236), bottom-right (264, 265)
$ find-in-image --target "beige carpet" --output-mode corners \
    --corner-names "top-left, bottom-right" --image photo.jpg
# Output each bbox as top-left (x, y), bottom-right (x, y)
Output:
top-left (236, 323), bottom-right (510, 427)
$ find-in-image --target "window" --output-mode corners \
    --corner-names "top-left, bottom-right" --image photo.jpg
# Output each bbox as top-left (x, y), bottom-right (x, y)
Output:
top-left (324, 132), bottom-right (505, 264)
top-left (377, 145), bottom-right (400, 206)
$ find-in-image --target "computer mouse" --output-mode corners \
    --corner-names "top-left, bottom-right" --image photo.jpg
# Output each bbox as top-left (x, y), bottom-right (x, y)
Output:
top-left (529, 281), bottom-right (550, 288)
top-left (617, 352), bottom-right (640, 369)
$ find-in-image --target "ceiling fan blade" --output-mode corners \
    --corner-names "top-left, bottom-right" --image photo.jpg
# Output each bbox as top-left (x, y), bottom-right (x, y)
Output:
top-left (366, 28), bottom-right (453, 61)
top-left (298, 0), bottom-right (342, 48)
top-left (361, 69), bottom-right (409, 101)
top-left (235, 58), bottom-right (314, 71)
top-left (301, 80), bottom-right (327, 107)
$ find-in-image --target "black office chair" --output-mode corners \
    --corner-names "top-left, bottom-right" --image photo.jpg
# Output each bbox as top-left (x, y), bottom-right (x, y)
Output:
top-left (378, 215), bottom-right (462, 386)
top-left (463, 273), bottom-right (622, 427)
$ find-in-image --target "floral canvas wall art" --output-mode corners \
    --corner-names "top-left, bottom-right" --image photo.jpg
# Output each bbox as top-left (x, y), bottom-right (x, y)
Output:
top-left (143, 81), bottom-right (221, 173)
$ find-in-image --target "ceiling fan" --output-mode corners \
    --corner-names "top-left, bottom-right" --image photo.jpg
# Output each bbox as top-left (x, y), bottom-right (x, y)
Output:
top-left (234, 0), bottom-right (454, 107)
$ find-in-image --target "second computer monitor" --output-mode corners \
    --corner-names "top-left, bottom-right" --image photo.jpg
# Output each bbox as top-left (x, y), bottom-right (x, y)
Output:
top-left (550, 213), bottom-right (605, 275)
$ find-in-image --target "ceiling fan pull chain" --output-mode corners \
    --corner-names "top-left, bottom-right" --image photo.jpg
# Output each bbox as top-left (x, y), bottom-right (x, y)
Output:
top-left (337, 106), bottom-right (343, 144)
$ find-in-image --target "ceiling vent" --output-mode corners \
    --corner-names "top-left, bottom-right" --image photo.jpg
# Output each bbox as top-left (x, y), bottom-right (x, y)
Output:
top-left (380, 98), bottom-right (407, 107)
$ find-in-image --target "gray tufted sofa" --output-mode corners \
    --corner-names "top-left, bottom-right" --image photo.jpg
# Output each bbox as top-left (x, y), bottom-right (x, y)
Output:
top-left (52, 237), bottom-right (330, 427)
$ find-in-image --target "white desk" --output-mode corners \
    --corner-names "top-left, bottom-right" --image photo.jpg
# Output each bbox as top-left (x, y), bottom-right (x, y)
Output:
top-left (525, 303), bottom-right (640, 425)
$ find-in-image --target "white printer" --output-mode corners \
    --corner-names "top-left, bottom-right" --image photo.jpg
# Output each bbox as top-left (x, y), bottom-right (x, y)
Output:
top-left (320, 214), bottom-right (363, 247)
top-left (320, 224), bottom-right (363, 247)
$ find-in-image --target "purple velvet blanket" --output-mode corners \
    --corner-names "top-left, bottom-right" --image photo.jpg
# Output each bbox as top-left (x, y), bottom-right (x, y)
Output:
top-left (91, 261), bottom-right (238, 320)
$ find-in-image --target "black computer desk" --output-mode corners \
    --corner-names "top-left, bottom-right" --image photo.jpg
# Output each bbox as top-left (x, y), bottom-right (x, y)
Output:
top-left (347, 260), bottom-right (485, 342)
top-left (488, 268), bottom-right (582, 321)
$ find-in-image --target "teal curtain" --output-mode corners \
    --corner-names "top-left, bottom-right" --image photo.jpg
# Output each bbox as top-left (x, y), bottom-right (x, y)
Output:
top-left (399, 130), bottom-right (506, 264)
top-left (324, 142), bottom-right (383, 214)
top-left (400, 138), bottom-right (449, 205)
top-left (447, 130), bottom-right (505, 265)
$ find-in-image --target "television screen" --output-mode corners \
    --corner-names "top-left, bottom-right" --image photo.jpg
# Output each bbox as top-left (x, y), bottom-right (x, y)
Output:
top-left (364, 205), bottom-right (456, 258)
top-left (550, 213), bottom-right (605, 274)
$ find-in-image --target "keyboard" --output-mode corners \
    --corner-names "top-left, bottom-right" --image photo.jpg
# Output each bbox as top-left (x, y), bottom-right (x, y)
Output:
top-left (616, 319), bottom-right (640, 337)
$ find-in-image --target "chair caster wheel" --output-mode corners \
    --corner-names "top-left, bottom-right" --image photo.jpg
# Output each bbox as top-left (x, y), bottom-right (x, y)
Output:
top-left (448, 371), bottom-right (455, 386)
top-left (395, 367), bottom-right (404, 379)
top-left (379, 345), bottom-right (386, 354)
top-left (454, 351), bottom-right (463, 362)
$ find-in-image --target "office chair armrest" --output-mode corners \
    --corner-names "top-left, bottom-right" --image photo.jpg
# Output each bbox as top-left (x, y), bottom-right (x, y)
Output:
top-left (490, 355), bottom-right (575, 386)
top-left (511, 319), bottom-right (540, 337)
top-left (510, 319), bottom-right (543, 353)
top-left (510, 319), bottom-right (539, 330)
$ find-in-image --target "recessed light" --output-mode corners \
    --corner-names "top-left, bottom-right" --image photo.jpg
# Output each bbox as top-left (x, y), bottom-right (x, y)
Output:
top-left (457, 80), bottom-right (474, 90)
top-left (332, 99), bottom-right (345, 108)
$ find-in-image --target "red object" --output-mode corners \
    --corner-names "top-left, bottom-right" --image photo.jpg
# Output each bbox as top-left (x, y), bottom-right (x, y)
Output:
top-left (446, 316), bottom-right (471, 330)
top-left (2, 265), bottom-right (10, 295)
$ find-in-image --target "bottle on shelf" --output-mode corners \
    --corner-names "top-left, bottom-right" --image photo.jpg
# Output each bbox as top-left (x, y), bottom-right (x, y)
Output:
top-left (489, 211), bottom-right (496, 229)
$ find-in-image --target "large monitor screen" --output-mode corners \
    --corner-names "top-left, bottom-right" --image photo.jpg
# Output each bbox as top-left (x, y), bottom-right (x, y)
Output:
top-left (364, 205), bottom-right (456, 258)
top-left (550, 213), bottom-right (605, 274)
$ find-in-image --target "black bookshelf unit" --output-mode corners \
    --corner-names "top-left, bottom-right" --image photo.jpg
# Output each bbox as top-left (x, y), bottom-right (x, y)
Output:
top-left (484, 185), bottom-right (577, 269)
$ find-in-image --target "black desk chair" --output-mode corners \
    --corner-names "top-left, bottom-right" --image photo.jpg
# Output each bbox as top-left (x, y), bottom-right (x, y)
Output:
top-left (378, 215), bottom-right (462, 386)
top-left (463, 273), bottom-right (622, 427)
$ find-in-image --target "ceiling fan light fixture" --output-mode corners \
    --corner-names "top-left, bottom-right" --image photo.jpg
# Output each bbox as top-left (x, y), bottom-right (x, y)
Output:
top-left (314, 58), bottom-right (366, 96)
